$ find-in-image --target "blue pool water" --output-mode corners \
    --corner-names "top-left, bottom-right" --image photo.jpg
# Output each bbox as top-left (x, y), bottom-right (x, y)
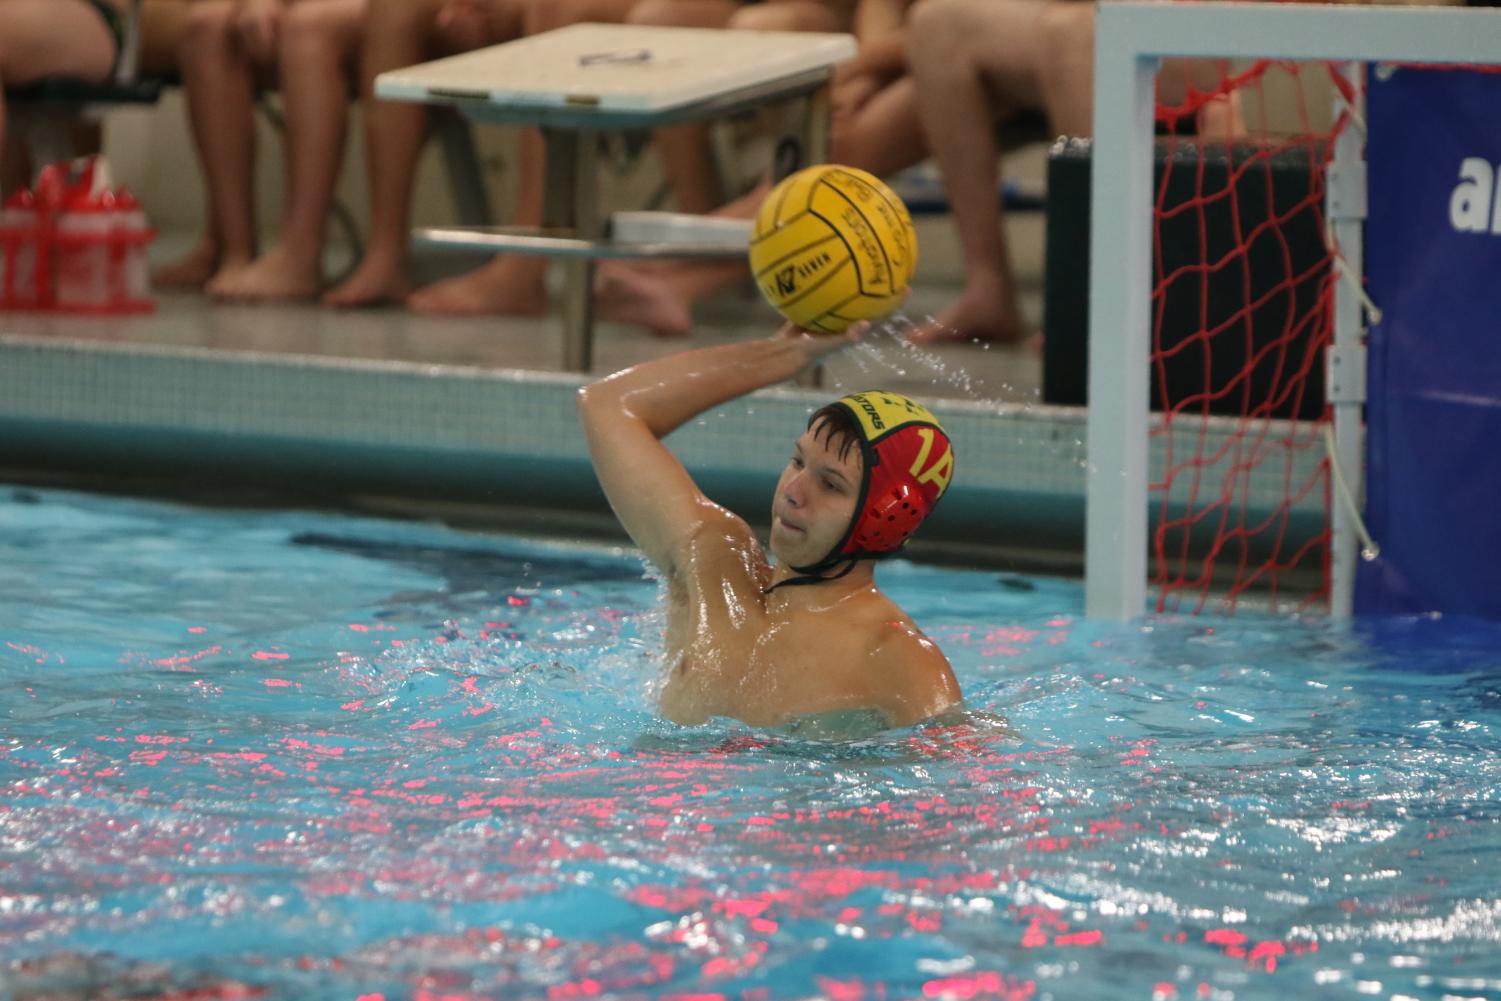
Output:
top-left (3, 485), bottom-right (1499, 1001)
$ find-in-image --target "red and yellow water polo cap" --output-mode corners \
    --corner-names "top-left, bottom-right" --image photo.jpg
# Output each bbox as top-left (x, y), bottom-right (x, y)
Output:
top-left (793, 390), bottom-right (955, 575)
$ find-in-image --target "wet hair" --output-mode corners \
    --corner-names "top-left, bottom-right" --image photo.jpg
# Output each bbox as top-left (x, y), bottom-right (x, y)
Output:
top-left (807, 404), bottom-right (863, 467)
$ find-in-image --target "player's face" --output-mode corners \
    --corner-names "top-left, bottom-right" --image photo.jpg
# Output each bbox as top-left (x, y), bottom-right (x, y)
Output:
top-left (770, 428), bottom-right (862, 567)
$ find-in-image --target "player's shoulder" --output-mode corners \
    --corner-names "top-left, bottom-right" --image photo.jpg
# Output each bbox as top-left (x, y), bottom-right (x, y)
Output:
top-left (675, 500), bottom-right (768, 582)
top-left (868, 606), bottom-right (944, 664)
top-left (683, 499), bottom-right (762, 556)
top-left (864, 599), bottom-right (960, 722)
top-left (853, 593), bottom-right (938, 668)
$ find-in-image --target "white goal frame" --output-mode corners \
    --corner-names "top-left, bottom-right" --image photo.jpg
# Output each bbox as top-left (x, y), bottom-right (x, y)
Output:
top-left (1085, 2), bottom-right (1501, 620)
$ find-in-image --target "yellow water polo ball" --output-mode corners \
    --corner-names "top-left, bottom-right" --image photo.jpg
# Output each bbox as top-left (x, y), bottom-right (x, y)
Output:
top-left (748, 164), bottom-right (917, 334)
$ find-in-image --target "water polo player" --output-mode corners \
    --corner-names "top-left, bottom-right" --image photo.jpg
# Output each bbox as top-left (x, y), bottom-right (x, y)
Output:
top-left (578, 323), bottom-right (959, 731)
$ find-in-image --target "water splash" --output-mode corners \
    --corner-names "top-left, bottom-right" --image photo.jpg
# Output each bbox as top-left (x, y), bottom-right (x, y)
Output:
top-left (826, 312), bottom-right (1039, 409)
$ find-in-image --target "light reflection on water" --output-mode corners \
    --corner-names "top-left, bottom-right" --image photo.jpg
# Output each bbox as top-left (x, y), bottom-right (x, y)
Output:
top-left (2, 486), bottom-right (1499, 1001)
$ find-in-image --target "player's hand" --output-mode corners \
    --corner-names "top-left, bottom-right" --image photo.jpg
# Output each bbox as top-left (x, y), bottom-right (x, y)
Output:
top-left (234, 0), bottom-right (285, 63)
top-left (775, 320), bottom-right (867, 365)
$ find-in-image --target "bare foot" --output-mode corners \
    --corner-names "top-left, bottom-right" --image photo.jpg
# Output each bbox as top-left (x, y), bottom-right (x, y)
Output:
top-left (323, 257), bottom-right (414, 308)
top-left (406, 256), bottom-right (547, 316)
top-left (594, 263), bottom-right (693, 338)
top-left (905, 287), bottom-right (1027, 346)
top-left (200, 256), bottom-right (256, 296)
top-left (206, 245), bottom-right (322, 302)
top-left (151, 237), bottom-right (221, 290)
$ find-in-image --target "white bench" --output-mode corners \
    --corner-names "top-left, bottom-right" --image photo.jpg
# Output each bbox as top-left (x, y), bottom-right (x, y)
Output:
top-left (375, 22), bottom-right (855, 372)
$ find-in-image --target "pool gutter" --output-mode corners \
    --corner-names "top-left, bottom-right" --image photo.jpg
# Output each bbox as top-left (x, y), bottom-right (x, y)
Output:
top-left (0, 334), bottom-right (1323, 574)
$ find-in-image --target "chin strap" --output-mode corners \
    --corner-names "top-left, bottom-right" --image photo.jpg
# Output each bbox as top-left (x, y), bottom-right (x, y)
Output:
top-left (762, 558), bottom-right (861, 594)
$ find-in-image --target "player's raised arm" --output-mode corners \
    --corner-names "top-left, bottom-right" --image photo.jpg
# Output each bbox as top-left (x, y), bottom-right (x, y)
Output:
top-left (576, 324), bottom-right (859, 577)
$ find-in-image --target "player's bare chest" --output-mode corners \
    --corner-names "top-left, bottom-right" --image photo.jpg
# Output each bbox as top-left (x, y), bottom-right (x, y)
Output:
top-left (739, 607), bottom-right (876, 705)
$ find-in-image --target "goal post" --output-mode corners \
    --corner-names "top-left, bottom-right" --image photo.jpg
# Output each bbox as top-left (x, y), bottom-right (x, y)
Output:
top-left (1084, 1), bottom-right (1501, 620)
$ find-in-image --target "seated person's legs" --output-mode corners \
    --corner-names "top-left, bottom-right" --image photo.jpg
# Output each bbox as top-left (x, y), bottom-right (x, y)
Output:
top-left (1157, 56), bottom-right (1244, 141)
top-left (160, 0), bottom-right (268, 290)
top-left (627, 0), bottom-right (739, 29)
top-left (0, 0), bottom-right (121, 85)
top-left (1033, 0), bottom-right (1093, 138)
top-left (209, 0), bottom-right (365, 301)
top-left (624, 0), bottom-right (740, 219)
top-left (322, 0), bottom-right (468, 307)
top-left (432, 0), bottom-right (520, 51)
top-left (731, 0), bottom-right (852, 33)
top-left (144, 0), bottom-right (236, 288)
top-left (636, 0), bottom-right (854, 217)
top-left (904, 0), bottom-right (1089, 345)
top-left (401, 0), bottom-right (640, 317)
top-left (520, 0), bottom-right (648, 33)
top-left (139, 0), bottom-right (202, 78)
top-left (0, 0), bottom-right (121, 166)
top-left (596, 0), bottom-right (917, 338)
top-left (593, 68), bottom-right (926, 338)
top-left (403, 126), bottom-right (555, 316)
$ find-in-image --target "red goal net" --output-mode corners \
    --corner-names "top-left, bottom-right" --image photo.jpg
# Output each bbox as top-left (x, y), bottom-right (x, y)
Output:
top-left (1144, 59), bottom-right (1354, 613)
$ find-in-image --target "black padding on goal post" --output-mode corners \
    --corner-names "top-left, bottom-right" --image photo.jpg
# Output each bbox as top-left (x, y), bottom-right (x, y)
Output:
top-left (1043, 139), bottom-right (1330, 422)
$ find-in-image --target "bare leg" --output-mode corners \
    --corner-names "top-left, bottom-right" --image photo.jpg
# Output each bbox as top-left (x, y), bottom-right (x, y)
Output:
top-left (831, 75), bottom-right (926, 179)
top-left (1159, 57), bottom-right (1244, 142)
top-left (520, 0), bottom-right (642, 37)
top-left (323, 0), bottom-right (464, 307)
top-left (0, 0), bottom-right (117, 185)
top-left (143, 0), bottom-right (237, 288)
top-left (0, 107), bottom-right (98, 194)
top-left (905, 0), bottom-right (1091, 345)
top-left (594, 258), bottom-right (735, 337)
top-left (152, 233), bottom-right (222, 289)
top-left (735, 2), bottom-right (849, 33)
top-left (593, 181), bottom-right (767, 337)
top-left (169, 1), bottom-right (261, 290)
top-left (406, 125), bottom-right (552, 315)
top-left (625, 0), bottom-right (739, 214)
top-left (628, 0), bottom-right (851, 215)
top-left (1034, 3), bottom-right (1094, 138)
top-left (138, 0), bottom-right (197, 78)
top-left (405, 0), bottom-right (639, 315)
top-left (594, 69), bottom-right (926, 337)
top-left (212, 0), bottom-right (363, 301)
top-left (594, 1), bottom-right (869, 334)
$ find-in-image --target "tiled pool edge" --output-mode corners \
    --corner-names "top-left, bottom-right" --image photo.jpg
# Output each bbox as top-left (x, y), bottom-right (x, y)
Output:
top-left (0, 335), bottom-right (1321, 568)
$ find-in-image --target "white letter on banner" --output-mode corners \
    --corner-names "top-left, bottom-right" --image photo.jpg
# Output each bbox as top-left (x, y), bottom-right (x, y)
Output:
top-left (1492, 169), bottom-right (1501, 235)
top-left (1449, 157), bottom-right (1494, 234)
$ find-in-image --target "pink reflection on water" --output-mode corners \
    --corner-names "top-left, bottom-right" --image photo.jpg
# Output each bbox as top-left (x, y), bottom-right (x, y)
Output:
top-left (1202, 928), bottom-right (1317, 972)
top-left (6, 640), bottom-right (59, 664)
top-left (921, 972), bottom-right (1036, 1000)
top-left (151, 645), bottom-right (224, 670)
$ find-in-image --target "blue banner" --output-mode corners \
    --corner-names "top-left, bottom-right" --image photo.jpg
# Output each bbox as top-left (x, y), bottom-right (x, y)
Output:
top-left (1358, 68), bottom-right (1501, 618)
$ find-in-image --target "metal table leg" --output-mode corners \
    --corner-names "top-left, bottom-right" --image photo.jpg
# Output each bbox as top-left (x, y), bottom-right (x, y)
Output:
top-left (446, 71), bottom-right (840, 377)
top-left (801, 79), bottom-right (831, 167)
top-left (541, 126), bottom-right (601, 373)
top-left (434, 108), bottom-right (494, 226)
